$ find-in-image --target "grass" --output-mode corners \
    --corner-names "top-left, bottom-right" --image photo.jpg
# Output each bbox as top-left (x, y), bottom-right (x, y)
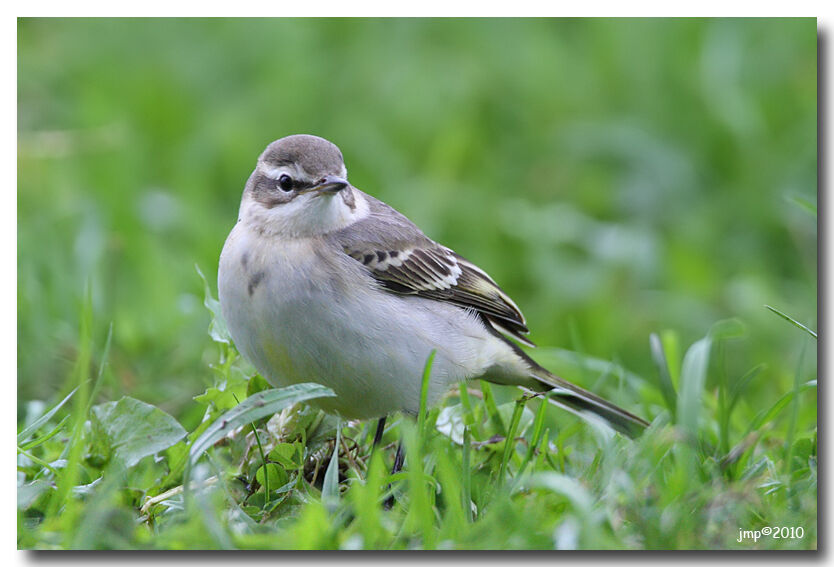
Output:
top-left (16, 280), bottom-right (817, 549)
top-left (17, 18), bottom-right (817, 550)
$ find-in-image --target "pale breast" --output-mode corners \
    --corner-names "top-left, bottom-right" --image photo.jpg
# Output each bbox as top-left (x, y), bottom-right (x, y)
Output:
top-left (218, 223), bottom-right (520, 419)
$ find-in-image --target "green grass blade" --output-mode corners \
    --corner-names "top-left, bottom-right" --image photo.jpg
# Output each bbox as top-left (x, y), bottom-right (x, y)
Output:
top-left (433, 444), bottom-right (465, 539)
top-left (349, 450), bottom-right (386, 547)
top-left (744, 380), bottom-right (816, 436)
top-left (786, 194), bottom-right (817, 217)
top-left (677, 337), bottom-right (712, 439)
top-left (403, 421), bottom-right (435, 549)
top-left (514, 392), bottom-right (552, 483)
top-left (499, 396), bottom-right (527, 484)
top-left (19, 416), bottom-right (71, 451)
top-left (417, 350), bottom-right (437, 436)
top-left (649, 333), bottom-right (678, 417)
top-left (479, 381), bottom-right (505, 435)
top-left (524, 472), bottom-right (593, 515)
top-left (231, 392), bottom-right (271, 507)
top-left (764, 305), bottom-right (817, 339)
top-left (783, 341), bottom-right (807, 481)
top-left (321, 421), bottom-right (341, 511)
top-left (84, 321), bottom-right (114, 414)
top-left (660, 330), bottom-right (682, 387)
top-left (462, 426), bottom-right (473, 523)
top-left (457, 381), bottom-right (482, 441)
top-left (17, 447), bottom-right (61, 476)
top-left (728, 363), bottom-right (766, 416)
top-left (46, 284), bottom-right (93, 524)
top-left (716, 341), bottom-right (730, 456)
top-left (17, 387), bottom-right (77, 444)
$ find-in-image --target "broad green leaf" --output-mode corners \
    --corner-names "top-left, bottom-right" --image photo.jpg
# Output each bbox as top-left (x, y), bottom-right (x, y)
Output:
top-left (256, 463), bottom-right (288, 490)
top-left (193, 373), bottom-right (250, 411)
top-left (18, 479), bottom-right (53, 510)
top-left (246, 374), bottom-right (272, 397)
top-left (269, 442), bottom-right (303, 469)
top-left (91, 397), bottom-right (187, 467)
top-left (189, 383), bottom-right (335, 466)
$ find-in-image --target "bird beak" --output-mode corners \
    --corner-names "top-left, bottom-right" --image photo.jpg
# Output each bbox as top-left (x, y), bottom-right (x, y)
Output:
top-left (304, 175), bottom-right (348, 195)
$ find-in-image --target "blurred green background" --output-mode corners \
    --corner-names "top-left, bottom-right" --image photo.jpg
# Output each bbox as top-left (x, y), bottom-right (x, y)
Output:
top-left (18, 18), bottom-right (816, 427)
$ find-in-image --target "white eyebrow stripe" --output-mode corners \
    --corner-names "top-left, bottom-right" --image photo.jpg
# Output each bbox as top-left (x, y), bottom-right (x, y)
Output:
top-left (258, 163), bottom-right (301, 180)
top-left (258, 163), bottom-right (347, 185)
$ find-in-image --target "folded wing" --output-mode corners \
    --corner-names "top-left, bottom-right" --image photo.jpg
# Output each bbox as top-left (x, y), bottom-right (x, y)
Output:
top-left (332, 193), bottom-right (533, 346)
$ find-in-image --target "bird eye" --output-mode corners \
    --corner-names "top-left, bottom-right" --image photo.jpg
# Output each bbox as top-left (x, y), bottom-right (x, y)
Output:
top-left (278, 174), bottom-right (293, 192)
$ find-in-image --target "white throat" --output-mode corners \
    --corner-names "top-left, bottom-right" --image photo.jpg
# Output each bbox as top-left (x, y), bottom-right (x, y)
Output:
top-left (240, 189), bottom-right (369, 238)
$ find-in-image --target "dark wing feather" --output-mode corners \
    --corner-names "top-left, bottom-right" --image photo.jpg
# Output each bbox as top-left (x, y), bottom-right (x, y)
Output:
top-left (331, 192), bottom-right (533, 346)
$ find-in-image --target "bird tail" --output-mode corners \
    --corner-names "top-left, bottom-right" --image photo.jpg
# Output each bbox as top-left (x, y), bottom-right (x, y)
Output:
top-left (524, 366), bottom-right (649, 438)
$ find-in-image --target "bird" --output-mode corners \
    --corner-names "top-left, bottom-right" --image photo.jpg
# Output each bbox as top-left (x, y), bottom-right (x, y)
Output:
top-left (218, 134), bottom-right (649, 451)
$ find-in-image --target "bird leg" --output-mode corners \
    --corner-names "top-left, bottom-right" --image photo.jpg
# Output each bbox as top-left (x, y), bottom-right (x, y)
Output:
top-left (391, 441), bottom-right (405, 475)
top-left (383, 440), bottom-right (405, 510)
top-left (372, 416), bottom-right (387, 448)
top-left (371, 416), bottom-right (405, 509)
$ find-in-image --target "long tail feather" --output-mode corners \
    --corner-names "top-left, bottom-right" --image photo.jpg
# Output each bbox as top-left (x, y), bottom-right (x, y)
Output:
top-left (525, 368), bottom-right (649, 438)
top-left (484, 323), bottom-right (650, 437)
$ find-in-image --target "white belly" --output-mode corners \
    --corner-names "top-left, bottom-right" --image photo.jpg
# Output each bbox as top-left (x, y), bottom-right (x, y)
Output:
top-left (218, 223), bottom-right (521, 419)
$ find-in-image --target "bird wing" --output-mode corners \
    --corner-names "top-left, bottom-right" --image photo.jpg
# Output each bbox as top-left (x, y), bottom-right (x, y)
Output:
top-left (330, 193), bottom-right (533, 346)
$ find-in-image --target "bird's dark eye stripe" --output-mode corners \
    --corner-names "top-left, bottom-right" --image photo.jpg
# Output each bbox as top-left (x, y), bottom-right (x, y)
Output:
top-left (281, 178), bottom-right (315, 191)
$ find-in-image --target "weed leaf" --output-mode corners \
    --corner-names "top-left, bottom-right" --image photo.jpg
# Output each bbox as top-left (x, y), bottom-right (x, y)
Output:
top-left (91, 396), bottom-right (187, 467)
top-left (188, 383), bottom-right (335, 467)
